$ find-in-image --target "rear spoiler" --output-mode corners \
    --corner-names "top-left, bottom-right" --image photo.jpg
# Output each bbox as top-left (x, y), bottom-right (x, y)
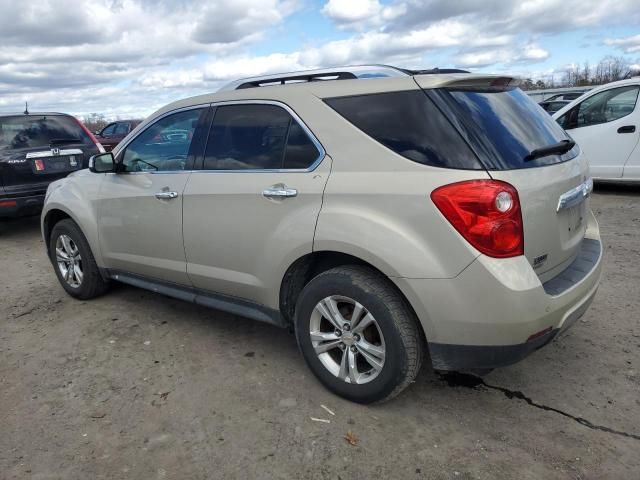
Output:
top-left (414, 74), bottom-right (521, 91)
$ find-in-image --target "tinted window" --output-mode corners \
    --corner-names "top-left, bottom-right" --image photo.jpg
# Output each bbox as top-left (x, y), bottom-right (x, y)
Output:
top-left (557, 86), bottom-right (639, 130)
top-left (0, 115), bottom-right (92, 151)
top-left (203, 104), bottom-right (319, 170)
top-left (325, 90), bottom-right (482, 169)
top-left (121, 108), bottom-right (204, 172)
top-left (115, 122), bottom-right (129, 135)
top-left (432, 87), bottom-right (576, 169)
top-left (284, 121), bottom-right (320, 169)
top-left (102, 123), bottom-right (116, 136)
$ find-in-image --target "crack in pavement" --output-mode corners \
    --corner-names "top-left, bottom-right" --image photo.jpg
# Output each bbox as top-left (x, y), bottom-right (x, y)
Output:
top-left (439, 372), bottom-right (640, 441)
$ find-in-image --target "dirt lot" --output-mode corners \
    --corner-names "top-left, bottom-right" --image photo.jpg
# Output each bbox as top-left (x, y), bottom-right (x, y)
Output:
top-left (1, 184), bottom-right (639, 480)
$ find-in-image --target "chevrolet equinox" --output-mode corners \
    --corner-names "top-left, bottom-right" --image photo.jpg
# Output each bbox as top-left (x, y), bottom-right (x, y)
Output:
top-left (41, 65), bottom-right (602, 403)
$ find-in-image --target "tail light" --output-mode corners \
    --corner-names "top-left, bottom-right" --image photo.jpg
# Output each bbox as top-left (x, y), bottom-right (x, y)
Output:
top-left (74, 117), bottom-right (106, 153)
top-left (431, 180), bottom-right (524, 258)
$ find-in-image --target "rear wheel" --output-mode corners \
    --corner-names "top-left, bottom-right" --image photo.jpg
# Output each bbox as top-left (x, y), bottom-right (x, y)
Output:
top-left (295, 265), bottom-right (423, 403)
top-left (49, 219), bottom-right (109, 299)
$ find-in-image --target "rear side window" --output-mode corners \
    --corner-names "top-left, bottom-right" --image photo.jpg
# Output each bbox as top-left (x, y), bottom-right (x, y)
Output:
top-left (203, 104), bottom-right (320, 170)
top-left (0, 115), bottom-right (92, 150)
top-left (430, 87), bottom-right (577, 169)
top-left (325, 90), bottom-right (483, 169)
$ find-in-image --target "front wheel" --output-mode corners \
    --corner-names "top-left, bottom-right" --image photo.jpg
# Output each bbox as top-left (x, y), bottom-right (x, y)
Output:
top-left (295, 265), bottom-right (423, 403)
top-left (49, 219), bottom-right (109, 300)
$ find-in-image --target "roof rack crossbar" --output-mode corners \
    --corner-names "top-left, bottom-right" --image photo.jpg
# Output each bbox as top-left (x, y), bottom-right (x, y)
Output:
top-left (236, 71), bottom-right (358, 90)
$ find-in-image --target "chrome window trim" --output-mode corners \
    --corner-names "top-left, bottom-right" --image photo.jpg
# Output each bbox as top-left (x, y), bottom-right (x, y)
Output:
top-left (112, 100), bottom-right (326, 175)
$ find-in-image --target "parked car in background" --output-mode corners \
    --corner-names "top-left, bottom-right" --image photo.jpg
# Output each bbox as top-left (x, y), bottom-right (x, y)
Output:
top-left (42, 66), bottom-right (602, 403)
top-left (539, 99), bottom-right (571, 114)
top-left (0, 112), bottom-right (104, 217)
top-left (544, 92), bottom-right (585, 102)
top-left (554, 77), bottom-right (640, 181)
top-left (94, 119), bottom-right (142, 151)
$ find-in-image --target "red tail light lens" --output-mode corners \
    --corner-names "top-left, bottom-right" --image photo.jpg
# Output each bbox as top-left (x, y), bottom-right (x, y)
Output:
top-left (431, 180), bottom-right (524, 258)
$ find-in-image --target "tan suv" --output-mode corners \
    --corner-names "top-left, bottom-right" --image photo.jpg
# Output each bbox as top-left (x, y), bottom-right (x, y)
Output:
top-left (41, 66), bottom-right (602, 403)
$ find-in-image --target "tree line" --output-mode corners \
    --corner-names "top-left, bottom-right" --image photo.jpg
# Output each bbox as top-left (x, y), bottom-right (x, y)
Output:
top-left (521, 55), bottom-right (640, 91)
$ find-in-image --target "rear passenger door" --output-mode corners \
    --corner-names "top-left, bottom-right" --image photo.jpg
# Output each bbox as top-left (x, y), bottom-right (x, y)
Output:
top-left (182, 101), bottom-right (330, 307)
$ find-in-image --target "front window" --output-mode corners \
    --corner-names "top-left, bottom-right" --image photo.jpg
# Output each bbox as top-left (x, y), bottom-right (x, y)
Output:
top-left (557, 86), bottom-right (639, 129)
top-left (101, 123), bottom-right (116, 136)
top-left (121, 108), bottom-right (204, 172)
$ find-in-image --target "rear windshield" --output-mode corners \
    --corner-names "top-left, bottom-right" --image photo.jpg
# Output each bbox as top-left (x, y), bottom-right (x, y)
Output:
top-left (429, 88), bottom-right (577, 169)
top-left (325, 90), bottom-right (483, 170)
top-left (0, 115), bottom-right (92, 151)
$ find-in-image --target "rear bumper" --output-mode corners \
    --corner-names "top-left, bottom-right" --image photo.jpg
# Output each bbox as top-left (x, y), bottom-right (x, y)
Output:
top-left (0, 193), bottom-right (46, 217)
top-left (394, 212), bottom-right (603, 370)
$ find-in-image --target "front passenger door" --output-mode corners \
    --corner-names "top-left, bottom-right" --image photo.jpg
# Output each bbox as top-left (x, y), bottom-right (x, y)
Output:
top-left (98, 106), bottom-right (208, 285)
top-left (557, 85), bottom-right (640, 179)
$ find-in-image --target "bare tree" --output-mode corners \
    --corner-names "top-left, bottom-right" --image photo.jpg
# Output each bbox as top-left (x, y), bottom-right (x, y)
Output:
top-left (578, 61), bottom-right (591, 86)
top-left (82, 113), bottom-right (108, 133)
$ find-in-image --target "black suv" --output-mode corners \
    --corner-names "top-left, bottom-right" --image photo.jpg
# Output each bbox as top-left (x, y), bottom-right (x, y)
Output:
top-left (0, 113), bottom-right (104, 217)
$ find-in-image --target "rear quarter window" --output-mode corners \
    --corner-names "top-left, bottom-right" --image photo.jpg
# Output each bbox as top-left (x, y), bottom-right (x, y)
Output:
top-left (324, 90), bottom-right (483, 170)
top-left (0, 115), bottom-right (92, 150)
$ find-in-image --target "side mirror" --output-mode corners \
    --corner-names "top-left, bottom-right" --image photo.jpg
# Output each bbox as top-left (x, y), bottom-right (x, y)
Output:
top-left (89, 152), bottom-right (115, 173)
top-left (94, 131), bottom-right (101, 136)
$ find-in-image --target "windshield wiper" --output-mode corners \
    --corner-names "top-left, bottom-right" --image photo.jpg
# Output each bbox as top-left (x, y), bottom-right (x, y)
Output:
top-left (50, 137), bottom-right (82, 146)
top-left (524, 139), bottom-right (575, 162)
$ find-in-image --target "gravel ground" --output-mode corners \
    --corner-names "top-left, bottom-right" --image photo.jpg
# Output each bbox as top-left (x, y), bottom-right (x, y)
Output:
top-left (1, 184), bottom-right (638, 480)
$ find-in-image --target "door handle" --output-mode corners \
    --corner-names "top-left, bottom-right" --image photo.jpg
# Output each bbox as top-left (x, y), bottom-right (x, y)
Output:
top-left (262, 185), bottom-right (298, 199)
top-left (618, 125), bottom-right (636, 134)
top-left (155, 191), bottom-right (179, 200)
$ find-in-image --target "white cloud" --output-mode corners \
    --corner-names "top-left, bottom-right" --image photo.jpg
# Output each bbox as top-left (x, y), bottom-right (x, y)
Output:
top-left (321, 0), bottom-right (405, 29)
top-left (605, 35), bottom-right (640, 54)
top-left (456, 44), bottom-right (549, 68)
top-left (0, 0), bottom-right (638, 118)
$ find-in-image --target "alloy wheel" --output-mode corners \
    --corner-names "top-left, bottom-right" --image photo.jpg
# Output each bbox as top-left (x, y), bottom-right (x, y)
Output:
top-left (55, 234), bottom-right (83, 288)
top-left (309, 295), bottom-right (386, 384)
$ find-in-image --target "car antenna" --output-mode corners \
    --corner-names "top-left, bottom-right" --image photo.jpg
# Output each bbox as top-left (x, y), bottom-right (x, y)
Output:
top-left (24, 101), bottom-right (29, 115)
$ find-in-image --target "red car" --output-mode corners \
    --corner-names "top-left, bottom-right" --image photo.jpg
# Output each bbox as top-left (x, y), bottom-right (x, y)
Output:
top-left (94, 119), bottom-right (142, 152)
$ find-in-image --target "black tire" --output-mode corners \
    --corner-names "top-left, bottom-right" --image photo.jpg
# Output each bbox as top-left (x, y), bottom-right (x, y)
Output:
top-left (49, 219), bottom-right (109, 300)
top-left (295, 265), bottom-right (423, 403)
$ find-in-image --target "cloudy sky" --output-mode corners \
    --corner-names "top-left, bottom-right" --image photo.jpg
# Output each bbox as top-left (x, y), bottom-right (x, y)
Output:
top-left (0, 0), bottom-right (639, 119)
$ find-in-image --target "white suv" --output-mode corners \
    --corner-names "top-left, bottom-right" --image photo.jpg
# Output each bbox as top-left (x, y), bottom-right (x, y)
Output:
top-left (42, 66), bottom-right (602, 403)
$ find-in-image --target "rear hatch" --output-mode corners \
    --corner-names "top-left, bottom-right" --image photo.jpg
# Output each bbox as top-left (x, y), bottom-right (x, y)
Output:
top-left (0, 114), bottom-right (99, 197)
top-left (418, 76), bottom-right (590, 281)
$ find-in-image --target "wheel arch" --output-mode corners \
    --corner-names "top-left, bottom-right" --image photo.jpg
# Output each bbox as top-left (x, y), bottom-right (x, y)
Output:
top-left (279, 250), bottom-right (428, 343)
top-left (42, 208), bottom-right (73, 254)
top-left (42, 204), bottom-right (106, 276)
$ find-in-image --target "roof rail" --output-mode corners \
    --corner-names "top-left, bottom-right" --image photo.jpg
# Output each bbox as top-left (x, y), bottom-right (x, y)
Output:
top-left (217, 65), bottom-right (409, 92)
